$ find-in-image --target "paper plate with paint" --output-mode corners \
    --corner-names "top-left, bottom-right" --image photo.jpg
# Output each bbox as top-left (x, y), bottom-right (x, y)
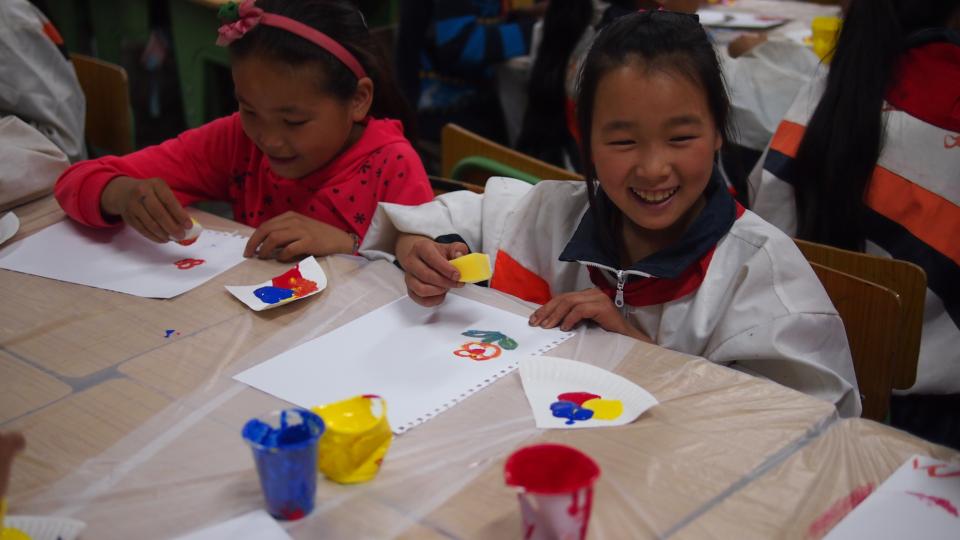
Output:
top-left (0, 212), bottom-right (19, 247)
top-left (226, 257), bottom-right (327, 311)
top-left (519, 356), bottom-right (658, 429)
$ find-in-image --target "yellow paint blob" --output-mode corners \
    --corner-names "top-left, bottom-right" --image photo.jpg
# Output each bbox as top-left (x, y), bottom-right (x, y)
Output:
top-left (449, 253), bottom-right (492, 283)
top-left (582, 398), bottom-right (623, 420)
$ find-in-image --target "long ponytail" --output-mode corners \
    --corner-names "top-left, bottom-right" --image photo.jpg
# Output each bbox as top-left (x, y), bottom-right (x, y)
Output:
top-left (515, 0), bottom-right (593, 167)
top-left (792, 0), bottom-right (958, 249)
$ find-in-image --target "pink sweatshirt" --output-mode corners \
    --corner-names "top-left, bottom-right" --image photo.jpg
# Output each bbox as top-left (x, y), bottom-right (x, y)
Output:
top-left (54, 114), bottom-right (433, 239)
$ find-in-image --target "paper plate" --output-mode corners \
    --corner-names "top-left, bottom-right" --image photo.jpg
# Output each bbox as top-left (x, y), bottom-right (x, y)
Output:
top-left (520, 356), bottom-right (658, 429)
top-left (3, 516), bottom-right (86, 540)
top-left (0, 212), bottom-right (19, 247)
top-left (226, 257), bottom-right (327, 311)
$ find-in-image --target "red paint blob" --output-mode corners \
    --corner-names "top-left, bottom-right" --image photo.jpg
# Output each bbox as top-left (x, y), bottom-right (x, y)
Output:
top-left (504, 444), bottom-right (600, 495)
top-left (906, 491), bottom-right (960, 517)
top-left (807, 484), bottom-right (875, 539)
top-left (271, 267), bottom-right (318, 297)
top-left (174, 258), bottom-right (205, 270)
top-left (557, 392), bottom-right (601, 406)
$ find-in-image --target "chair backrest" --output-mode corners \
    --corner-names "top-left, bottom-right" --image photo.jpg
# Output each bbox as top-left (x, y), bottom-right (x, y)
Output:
top-left (808, 261), bottom-right (901, 421)
top-left (795, 239), bottom-right (926, 390)
top-left (441, 123), bottom-right (583, 186)
top-left (70, 53), bottom-right (134, 156)
top-left (429, 176), bottom-right (485, 196)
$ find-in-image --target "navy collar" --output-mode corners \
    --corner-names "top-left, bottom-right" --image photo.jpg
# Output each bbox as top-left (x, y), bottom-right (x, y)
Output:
top-left (558, 169), bottom-right (737, 279)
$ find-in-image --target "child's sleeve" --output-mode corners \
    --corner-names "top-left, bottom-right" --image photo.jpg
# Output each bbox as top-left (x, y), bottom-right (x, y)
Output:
top-left (360, 177), bottom-right (532, 263)
top-left (54, 114), bottom-right (243, 228)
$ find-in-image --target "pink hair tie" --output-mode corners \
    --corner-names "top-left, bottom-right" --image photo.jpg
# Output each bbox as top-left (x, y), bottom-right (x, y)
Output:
top-left (215, 0), bottom-right (368, 80)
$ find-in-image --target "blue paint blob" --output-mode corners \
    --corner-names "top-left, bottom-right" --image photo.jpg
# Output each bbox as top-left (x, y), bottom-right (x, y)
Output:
top-left (254, 286), bottom-right (295, 304)
top-left (550, 400), bottom-right (594, 425)
top-left (164, 329), bottom-right (176, 338)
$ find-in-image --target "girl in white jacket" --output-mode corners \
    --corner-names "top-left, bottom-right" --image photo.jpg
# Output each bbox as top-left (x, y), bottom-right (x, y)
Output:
top-left (361, 10), bottom-right (861, 417)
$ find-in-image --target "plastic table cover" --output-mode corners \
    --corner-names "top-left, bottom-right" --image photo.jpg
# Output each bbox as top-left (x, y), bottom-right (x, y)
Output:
top-left (2, 197), bottom-right (949, 539)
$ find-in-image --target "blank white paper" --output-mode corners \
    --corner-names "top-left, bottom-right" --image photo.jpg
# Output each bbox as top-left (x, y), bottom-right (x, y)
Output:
top-left (171, 510), bottom-right (291, 540)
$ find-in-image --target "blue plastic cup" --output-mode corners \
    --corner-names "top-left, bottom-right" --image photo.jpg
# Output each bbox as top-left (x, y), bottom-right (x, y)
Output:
top-left (242, 408), bottom-right (324, 520)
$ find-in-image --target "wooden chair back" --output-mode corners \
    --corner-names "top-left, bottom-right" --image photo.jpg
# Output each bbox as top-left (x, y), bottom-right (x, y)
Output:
top-left (70, 53), bottom-right (134, 156)
top-left (796, 239), bottom-right (926, 390)
top-left (441, 123), bottom-right (582, 186)
top-left (808, 262), bottom-right (901, 421)
top-left (430, 176), bottom-right (485, 196)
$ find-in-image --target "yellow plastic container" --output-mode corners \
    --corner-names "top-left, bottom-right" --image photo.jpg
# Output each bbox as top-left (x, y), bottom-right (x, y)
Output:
top-left (449, 253), bottom-right (492, 284)
top-left (311, 395), bottom-right (392, 484)
top-left (812, 16), bottom-right (842, 63)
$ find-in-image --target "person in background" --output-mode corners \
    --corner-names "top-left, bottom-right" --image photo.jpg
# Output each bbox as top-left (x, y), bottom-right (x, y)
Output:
top-left (395, 0), bottom-right (546, 145)
top-left (0, 0), bottom-right (84, 210)
top-left (363, 11), bottom-right (860, 417)
top-left (0, 0), bottom-right (85, 163)
top-left (750, 0), bottom-right (960, 448)
top-left (55, 0), bottom-right (432, 262)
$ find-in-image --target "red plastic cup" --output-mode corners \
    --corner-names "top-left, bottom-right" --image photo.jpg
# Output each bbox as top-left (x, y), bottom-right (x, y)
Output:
top-left (504, 444), bottom-right (601, 540)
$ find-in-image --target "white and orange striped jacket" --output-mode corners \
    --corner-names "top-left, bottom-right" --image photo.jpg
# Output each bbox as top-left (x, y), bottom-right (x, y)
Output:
top-left (749, 38), bottom-right (960, 395)
top-left (361, 174), bottom-right (861, 417)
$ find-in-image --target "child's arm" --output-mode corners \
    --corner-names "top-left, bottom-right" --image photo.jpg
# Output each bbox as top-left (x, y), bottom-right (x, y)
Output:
top-left (54, 114), bottom-right (243, 230)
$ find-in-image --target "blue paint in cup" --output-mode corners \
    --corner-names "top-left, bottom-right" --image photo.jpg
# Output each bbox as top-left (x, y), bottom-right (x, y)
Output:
top-left (242, 408), bottom-right (324, 520)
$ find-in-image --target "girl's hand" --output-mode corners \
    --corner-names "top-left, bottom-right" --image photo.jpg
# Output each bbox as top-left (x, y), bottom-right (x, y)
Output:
top-left (101, 176), bottom-right (192, 243)
top-left (244, 211), bottom-right (354, 261)
top-left (396, 234), bottom-right (467, 307)
top-left (529, 288), bottom-right (652, 342)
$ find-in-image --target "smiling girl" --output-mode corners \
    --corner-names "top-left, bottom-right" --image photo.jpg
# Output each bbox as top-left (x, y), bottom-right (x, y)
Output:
top-left (55, 0), bottom-right (432, 261)
top-left (360, 11), bottom-right (861, 416)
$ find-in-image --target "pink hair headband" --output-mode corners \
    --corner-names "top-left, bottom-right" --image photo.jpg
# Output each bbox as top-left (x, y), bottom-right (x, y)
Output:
top-left (216, 0), bottom-right (368, 80)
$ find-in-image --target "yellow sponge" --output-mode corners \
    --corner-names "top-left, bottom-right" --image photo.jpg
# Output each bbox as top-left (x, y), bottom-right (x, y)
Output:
top-left (449, 253), bottom-right (492, 283)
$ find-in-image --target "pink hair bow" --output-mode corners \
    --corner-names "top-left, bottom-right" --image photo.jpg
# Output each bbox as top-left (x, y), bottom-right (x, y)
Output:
top-left (216, 0), bottom-right (264, 46)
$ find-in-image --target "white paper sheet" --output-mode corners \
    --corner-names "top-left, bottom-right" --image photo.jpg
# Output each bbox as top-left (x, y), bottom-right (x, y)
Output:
top-left (234, 294), bottom-right (573, 433)
top-left (697, 9), bottom-right (788, 29)
top-left (0, 211), bottom-right (19, 246)
top-left (171, 510), bottom-right (291, 540)
top-left (0, 220), bottom-right (248, 298)
top-left (226, 257), bottom-right (327, 311)
top-left (824, 455), bottom-right (960, 539)
top-left (520, 356), bottom-right (658, 429)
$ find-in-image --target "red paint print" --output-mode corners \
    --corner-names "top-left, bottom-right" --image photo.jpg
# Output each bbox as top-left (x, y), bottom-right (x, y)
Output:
top-left (174, 258), bottom-right (205, 270)
top-left (271, 267), bottom-right (318, 297)
top-left (906, 491), bottom-right (959, 517)
top-left (557, 392), bottom-right (601, 406)
top-left (807, 484), bottom-right (874, 539)
top-left (946, 134), bottom-right (960, 149)
top-left (912, 457), bottom-right (960, 478)
top-left (453, 341), bottom-right (502, 361)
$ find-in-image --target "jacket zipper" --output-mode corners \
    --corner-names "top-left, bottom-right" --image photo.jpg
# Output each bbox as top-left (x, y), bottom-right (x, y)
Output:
top-left (614, 269), bottom-right (626, 309)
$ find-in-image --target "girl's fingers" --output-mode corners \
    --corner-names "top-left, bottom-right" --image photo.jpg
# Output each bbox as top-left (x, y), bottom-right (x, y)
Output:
top-left (154, 185), bottom-right (192, 230)
top-left (141, 193), bottom-right (183, 240)
top-left (130, 206), bottom-right (168, 242)
top-left (560, 301), bottom-right (604, 332)
top-left (129, 212), bottom-right (166, 243)
top-left (257, 229), bottom-right (298, 260)
top-left (407, 287), bottom-right (447, 307)
top-left (278, 239), bottom-right (308, 262)
top-left (407, 253), bottom-right (462, 290)
top-left (417, 243), bottom-right (462, 283)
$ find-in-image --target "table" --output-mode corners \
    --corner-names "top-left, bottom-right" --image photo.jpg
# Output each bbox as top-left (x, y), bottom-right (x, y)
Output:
top-left (2, 197), bottom-right (956, 538)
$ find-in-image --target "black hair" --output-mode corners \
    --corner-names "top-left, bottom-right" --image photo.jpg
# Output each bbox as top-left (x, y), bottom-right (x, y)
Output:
top-left (792, 0), bottom-right (959, 250)
top-left (515, 0), bottom-right (594, 168)
top-left (575, 10), bottom-right (731, 260)
top-left (228, 0), bottom-right (416, 138)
